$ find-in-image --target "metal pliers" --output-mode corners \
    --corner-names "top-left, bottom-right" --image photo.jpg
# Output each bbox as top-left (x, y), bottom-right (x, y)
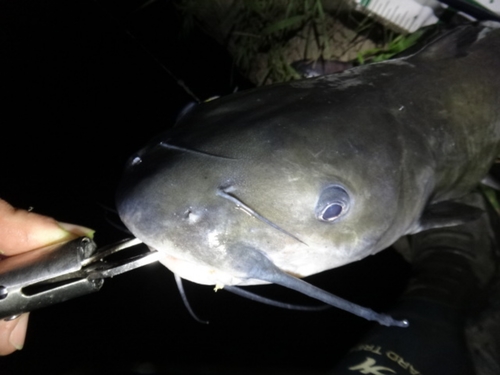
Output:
top-left (0, 237), bottom-right (163, 320)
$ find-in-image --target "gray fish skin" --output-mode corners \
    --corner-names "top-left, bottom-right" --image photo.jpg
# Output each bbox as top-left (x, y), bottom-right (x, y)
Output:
top-left (117, 23), bottom-right (500, 289)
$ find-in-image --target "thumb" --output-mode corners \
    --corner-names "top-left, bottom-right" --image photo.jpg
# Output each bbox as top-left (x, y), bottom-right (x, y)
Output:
top-left (0, 199), bottom-right (94, 256)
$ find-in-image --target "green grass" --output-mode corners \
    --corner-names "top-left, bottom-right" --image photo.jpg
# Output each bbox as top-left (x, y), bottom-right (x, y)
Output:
top-left (481, 185), bottom-right (500, 213)
top-left (356, 29), bottom-right (425, 64)
top-left (176, 0), bottom-right (428, 85)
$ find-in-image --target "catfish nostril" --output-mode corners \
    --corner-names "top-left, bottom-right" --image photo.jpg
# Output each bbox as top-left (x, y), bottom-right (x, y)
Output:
top-left (131, 156), bottom-right (142, 166)
top-left (184, 209), bottom-right (201, 223)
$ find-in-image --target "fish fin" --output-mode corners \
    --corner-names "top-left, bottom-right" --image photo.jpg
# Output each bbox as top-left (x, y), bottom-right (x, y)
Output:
top-left (416, 201), bottom-right (484, 232)
top-left (392, 236), bottom-right (412, 263)
top-left (411, 24), bottom-right (484, 62)
top-left (481, 174), bottom-right (500, 191)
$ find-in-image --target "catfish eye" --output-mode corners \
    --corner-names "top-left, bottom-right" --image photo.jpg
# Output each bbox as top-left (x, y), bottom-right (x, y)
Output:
top-left (315, 186), bottom-right (350, 222)
top-left (320, 203), bottom-right (343, 221)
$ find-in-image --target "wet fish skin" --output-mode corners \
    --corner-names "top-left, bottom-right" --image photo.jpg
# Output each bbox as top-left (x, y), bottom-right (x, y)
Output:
top-left (116, 23), bottom-right (500, 292)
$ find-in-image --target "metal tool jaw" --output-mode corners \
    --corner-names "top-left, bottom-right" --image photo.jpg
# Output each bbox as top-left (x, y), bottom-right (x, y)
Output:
top-left (0, 237), bottom-right (162, 320)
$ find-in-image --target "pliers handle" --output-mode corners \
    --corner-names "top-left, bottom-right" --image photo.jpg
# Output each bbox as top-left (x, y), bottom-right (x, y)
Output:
top-left (0, 237), bottom-right (162, 320)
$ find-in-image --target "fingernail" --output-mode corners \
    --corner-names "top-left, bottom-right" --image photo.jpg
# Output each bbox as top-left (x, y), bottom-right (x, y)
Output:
top-left (9, 313), bottom-right (29, 351)
top-left (33, 226), bottom-right (76, 248)
top-left (58, 222), bottom-right (95, 239)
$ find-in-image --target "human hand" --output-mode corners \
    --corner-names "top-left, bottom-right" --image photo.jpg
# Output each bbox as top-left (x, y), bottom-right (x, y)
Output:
top-left (0, 199), bottom-right (93, 355)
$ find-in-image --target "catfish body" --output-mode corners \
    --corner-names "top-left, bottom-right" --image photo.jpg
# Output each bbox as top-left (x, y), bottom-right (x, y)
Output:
top-left (117, 24), bottom-right (500, 296)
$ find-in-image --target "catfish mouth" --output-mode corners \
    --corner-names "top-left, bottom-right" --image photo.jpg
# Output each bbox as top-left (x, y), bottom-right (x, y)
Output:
top-left (159, 252), bottom-right (263, 287)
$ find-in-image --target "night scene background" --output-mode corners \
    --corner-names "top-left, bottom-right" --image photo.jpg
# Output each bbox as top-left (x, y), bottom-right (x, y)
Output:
top-left (0, 1), bottom-right (415, 374)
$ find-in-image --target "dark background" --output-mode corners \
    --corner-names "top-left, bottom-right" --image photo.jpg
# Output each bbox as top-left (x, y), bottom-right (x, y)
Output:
top-left (0, 1), bottom-right (409, 374)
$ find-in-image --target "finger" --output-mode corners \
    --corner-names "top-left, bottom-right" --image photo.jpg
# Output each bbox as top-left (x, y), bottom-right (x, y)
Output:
top-left (0, 199), bottom-right (94, 256)
top-left (0, 313), bottom-right (29, 356)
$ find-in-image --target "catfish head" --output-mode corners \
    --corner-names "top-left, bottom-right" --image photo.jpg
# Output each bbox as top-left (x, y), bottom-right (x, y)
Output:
top-left (117, 84), bottom-right (421, 289)
top-left (116, 71), bottom-right (432, 328)
top-left (117, 91), bottom-right (414, 325)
